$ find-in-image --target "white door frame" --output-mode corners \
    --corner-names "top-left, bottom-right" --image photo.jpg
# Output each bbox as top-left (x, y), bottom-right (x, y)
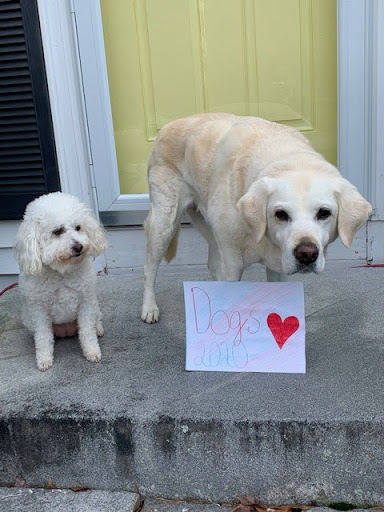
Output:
top-left (35, 0), bottom-right (384, 260)
top-left (337, 0), bottom-right (384, 219)
top-left (72, 0), bottom-right (149, 223)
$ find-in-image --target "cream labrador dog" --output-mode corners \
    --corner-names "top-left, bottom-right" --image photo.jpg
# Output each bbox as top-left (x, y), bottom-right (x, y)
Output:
top-left (142, 113), bottom-right (372, 323)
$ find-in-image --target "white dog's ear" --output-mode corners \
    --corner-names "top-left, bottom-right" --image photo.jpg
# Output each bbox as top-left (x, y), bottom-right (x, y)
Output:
top-left (82, 212), bottom-right (108, 256)
top-left (236, 178), bottom-right (271, 244)
top-left (336, 179), bottom-right (372, 248)
top-left (14, 215), bottom-right (42, 275)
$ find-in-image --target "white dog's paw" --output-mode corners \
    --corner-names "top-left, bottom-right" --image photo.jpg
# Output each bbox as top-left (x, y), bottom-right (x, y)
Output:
top-left (37, 355), bottom-right (53, 372)
top-left (96, 323), bottom-right (104, 337)
top-left (83, 347), bottom-right (101, 363)
top-left (141, 305), bottom-right (159, 324)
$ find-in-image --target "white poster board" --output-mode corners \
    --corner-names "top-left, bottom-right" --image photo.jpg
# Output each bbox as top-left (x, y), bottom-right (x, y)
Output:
top-left (184, 281), bottom-right (305, 373)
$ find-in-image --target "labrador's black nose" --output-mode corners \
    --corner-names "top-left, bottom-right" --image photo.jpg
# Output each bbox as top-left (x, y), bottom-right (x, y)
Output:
top-left (294, 242), bottom-right (318, 265)
top-left (72, 242), bottom-right (83, 255)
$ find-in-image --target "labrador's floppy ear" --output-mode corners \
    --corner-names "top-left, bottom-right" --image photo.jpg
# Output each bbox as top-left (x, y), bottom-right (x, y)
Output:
top-left (236, 177), bottom-right (271, 244)
top-left (336, 178), bottom-right (372, 248)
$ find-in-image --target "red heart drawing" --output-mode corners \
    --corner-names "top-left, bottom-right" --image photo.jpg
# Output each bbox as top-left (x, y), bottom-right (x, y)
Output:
top-left (267, 313), bottom-right (299, 349)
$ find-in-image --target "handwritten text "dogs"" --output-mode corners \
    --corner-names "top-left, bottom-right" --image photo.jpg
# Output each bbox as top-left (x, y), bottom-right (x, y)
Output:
top-left (190, 287), bottom-right (261, 369)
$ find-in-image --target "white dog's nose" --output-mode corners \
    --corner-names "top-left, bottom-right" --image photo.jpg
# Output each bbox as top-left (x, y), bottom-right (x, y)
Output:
top-left (294, 242), bottom-right (319, 265)
top-left (72, 242), bottom-right (83, 255)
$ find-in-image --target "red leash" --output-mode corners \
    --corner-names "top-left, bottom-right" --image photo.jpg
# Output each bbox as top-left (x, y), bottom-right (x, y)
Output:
top-left (0, 282), bottom-right (18, 296)
top-left (352, 264), bottom-right (384, 268)
top-left (0, 272), bottom-right (104, 297)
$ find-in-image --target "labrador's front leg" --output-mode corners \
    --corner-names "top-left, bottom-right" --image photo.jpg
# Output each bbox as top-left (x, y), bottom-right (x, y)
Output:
top-left (215, 248), bottom-right (244, 281)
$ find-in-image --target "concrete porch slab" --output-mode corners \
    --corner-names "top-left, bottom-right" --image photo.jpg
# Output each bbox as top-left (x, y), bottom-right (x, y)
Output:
top-left (1, 263), bottom-right (384, 505)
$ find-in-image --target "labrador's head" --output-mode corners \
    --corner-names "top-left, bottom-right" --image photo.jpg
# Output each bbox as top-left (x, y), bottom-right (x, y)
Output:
top-left (237, 166), bottom-right (372, 275)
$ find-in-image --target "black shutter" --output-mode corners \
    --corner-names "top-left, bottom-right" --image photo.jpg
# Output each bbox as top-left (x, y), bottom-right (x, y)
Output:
top-left (0, 0), bottom-right (60, 220)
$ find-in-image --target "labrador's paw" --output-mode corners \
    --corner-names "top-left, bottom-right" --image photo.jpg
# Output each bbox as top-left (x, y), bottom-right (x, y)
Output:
top-left (141, 305), bottom-right (159, 324)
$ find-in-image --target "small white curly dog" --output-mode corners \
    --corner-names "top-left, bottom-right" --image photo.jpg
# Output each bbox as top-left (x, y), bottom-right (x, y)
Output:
top-left (14, 192), bottom-right (107, 371)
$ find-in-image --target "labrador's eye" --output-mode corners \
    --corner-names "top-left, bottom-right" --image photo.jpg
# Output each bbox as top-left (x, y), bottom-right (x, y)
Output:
top-left (52, 227), bottom-right (65, 236)
top-left (275, 210), bottom-right (290, 222)
top-left (316, 208), bottom-right (331, 221)
top-left (75, 225), bottom-right (81, 231)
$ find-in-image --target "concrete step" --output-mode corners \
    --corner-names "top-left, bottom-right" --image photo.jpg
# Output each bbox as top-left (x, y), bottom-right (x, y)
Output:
top-left (1, 264), bottom-right (384, 505)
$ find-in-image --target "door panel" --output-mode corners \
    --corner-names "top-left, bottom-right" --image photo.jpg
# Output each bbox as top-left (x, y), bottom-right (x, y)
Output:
top-left (100, 0), bottom-right (336, 195)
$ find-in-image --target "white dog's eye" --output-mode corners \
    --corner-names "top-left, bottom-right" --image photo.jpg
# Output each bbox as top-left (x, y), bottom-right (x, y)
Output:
top-left (316, 208), bottom-right (331, 221)
top-left (275, 210), bottom-right (290, 222)
top-left (75, 225), bottom-right (81, 231)
top-left (52, 227), bottom-right (65, 236)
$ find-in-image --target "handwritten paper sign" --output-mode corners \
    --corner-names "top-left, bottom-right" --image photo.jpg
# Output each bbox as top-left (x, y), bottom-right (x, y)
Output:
top-left (184, 281), bottom-right (305, 373)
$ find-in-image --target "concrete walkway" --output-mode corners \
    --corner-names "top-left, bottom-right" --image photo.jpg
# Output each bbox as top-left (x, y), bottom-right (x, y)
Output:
top-left (1, 263), bottom-right (384, 505)
top-left (0, 488), bottom-right (380, 512)
top-left (0, 488), bottom-right (140, 512)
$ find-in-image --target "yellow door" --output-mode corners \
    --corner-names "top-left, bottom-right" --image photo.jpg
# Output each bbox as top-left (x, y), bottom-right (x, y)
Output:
top-left (100, 0), bottom-right (336, 195)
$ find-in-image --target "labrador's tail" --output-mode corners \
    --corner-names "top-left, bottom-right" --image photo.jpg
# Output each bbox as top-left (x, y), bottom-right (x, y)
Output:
top-left (164, 225), bottom-right (180, 263)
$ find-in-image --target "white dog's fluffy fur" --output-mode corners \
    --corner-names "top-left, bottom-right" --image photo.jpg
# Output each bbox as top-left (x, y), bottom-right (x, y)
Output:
top-left (14, 192), bottom-right (107, 371)
top-left (142, 113), bottom-right (372, 323)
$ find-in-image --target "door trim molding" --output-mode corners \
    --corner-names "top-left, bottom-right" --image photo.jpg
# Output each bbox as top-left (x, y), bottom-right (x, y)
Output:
top-left (337, 0), bottom-right (384, 220)
top-left (337, 0), bottom-right (370, 197)
top-left (71, 0), bottom-right (121, 212)
top-left (367, 0), bottom-right (384, 220)
top-left (36, 0), bottom-right (97, 210)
